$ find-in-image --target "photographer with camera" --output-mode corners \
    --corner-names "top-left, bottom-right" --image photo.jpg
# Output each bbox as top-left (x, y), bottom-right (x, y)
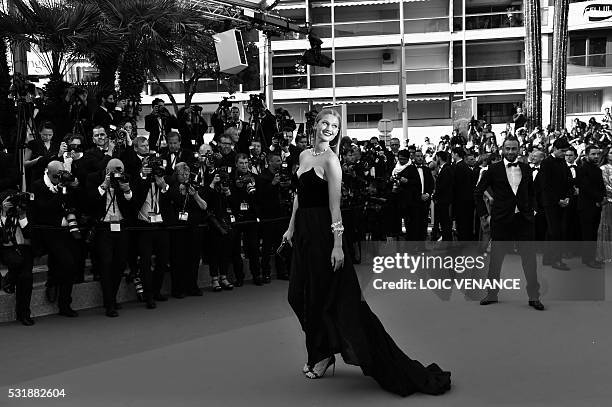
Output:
top-left (86, 159), bottom-right (135, 317)
top-left (79, 126), bottom-right (121, 178)
top-left (256, 153), bottom-right (292, 281)
top-left (211, 96), bottom-right (235, 139)
top-left (132, 151), bottom-right (174, 309)
top-left (167, 162), bottom-right (208, 298)
top-left (225, 106), bottom-right (252, 154)
top-left (248, 139), bottom-right (267, 175)
top-left (31, 161), bottom-right (81, 317)
top-left (160, 131), bottom-right (197, 176)
top-left (145, 99), bottom-right (177, 153)
top-left (24, 121), bottom-right (62, 187)
top-left (201, 163), bottom-right (235, 292)
top-left (211, 133), bottom-right (237, 170)
top-left (92, 90), bottom-right (117, 135)
top-left (0, 190), bottom-right (34, 325)
top-left (246, 94), bottom-right (277, 149)
top-left (229, 153), bottom-right (263, 286)
top-left (177, 105), bottom-right (207, 151)
top-left (274, 108), bottom-right (297, 136)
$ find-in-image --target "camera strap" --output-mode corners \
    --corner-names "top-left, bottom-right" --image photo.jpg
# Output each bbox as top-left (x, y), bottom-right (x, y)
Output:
top-left (150, 183), bottom-right (160, 214)
top-left (103, 189), bottom-right (118, 221)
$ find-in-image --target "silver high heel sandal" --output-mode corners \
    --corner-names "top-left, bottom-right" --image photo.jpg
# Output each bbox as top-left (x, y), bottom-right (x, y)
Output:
top-left (305, 356), bottom-right (336, 379)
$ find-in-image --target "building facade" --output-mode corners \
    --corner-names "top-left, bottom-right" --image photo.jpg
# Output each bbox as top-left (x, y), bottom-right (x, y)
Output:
top-left (142, 0), bottom-right (612, 145)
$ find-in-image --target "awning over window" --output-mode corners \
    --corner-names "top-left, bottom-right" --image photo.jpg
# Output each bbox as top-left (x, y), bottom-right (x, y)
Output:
top-left (313, 95), bottom-right (447, 104)
top-left (312, 0), bottom-right (427, 7)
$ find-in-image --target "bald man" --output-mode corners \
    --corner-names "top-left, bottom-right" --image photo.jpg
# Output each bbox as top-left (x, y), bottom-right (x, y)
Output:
top-left (31, 161), bottom-right (80, 317)
top-left (87, 158), bottom-right (135, 317)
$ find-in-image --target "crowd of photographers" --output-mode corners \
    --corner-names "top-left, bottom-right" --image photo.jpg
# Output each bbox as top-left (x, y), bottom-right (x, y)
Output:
top-left (1, 92), bottom-right (612, 326)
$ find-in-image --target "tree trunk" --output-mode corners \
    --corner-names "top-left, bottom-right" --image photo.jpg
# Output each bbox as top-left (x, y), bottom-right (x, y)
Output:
top-left (0, 37), bottom-right (14, 148)
top-left (550, 0), bottom-right (569, 131)
top-left (524, 0), bottom-right (542, 130)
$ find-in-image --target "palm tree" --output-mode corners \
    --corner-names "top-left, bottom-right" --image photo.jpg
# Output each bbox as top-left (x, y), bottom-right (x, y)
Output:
top-left (523, 0), bottom-right (542, 130)
top-left (550, 0), bottom-right (569, 131)
top-left (0, 0), bottom-right (122, 102)
top-left (0, 36), bottom-right (14, 148)
top-left (97, 0), bottom-right (215, 114)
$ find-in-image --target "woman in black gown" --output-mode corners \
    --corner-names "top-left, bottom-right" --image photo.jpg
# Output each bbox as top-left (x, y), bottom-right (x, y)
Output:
top-left (282, 109), bottom-right (451, 397)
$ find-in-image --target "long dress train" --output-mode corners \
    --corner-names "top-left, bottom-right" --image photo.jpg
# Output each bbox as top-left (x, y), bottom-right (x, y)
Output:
top-left (288, 168), bottom-right (451, 397)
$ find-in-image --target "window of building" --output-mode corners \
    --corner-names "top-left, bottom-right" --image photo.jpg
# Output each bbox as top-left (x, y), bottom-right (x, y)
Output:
top-left (477, 103), bottom-right (517, 124)
top-left (567, 90), bottom-right (603, 114)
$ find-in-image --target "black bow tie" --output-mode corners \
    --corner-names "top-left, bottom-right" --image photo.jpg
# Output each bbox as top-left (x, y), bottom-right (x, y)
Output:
top-left (507, 162), bottom-right (519, 168)
top-left (569, 165), bottom-right (577, 169)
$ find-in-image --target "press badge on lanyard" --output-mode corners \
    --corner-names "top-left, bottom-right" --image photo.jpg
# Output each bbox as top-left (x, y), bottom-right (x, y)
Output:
top-left (227, 207), bottom-right (235, 223)
top-left (240, 201), bottom-right (249, 211)
top-left (179, 211), bottom-right (189, 221)
top-left (110, 213), bottom-right (121, 232)
top-left (149, 212), bottom-right (163, 223)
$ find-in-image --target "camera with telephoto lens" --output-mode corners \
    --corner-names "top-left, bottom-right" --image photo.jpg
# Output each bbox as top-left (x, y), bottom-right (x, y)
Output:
top-left (6, 192), bottom-right (33, 214)
top-left (272, 133), bottom-right (290, 148)
top-left (57, 170), bottom-right (76, 185)
top-left (236, 173), bottom-right (256, 195)
top-left (216, 166), bottom-right (231, 189)
top-left (108, 124), bottom-right (129, 142)
top-left (64, 208), bottom-right (82, 240)
top-left (110, 171), bottom-right (130, 189)
top-left (68, 143), bottom-right (83, 153)
top-left (133, 275), bottom-right (144, 301)
top-left (279, 161), bottom-right (292, 184)
top-left (247, 93), bottom-right (266, 117)
top-left (219, 96), bottom-right (235, 110)
top-left (145, 155), bottom-right (166, 177)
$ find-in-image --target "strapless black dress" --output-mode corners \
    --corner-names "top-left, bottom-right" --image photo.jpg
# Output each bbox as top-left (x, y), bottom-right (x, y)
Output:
top-left (288, 168), bottom-right (451, 397)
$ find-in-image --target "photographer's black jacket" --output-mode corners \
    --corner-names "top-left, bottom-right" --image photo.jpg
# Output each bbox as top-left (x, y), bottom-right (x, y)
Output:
top-left (0, 152), bottom-right (19, 193)
top-left (31, 179), bottom-right (79, 227)
top-left (255, 169), bottom-right (283, 219)
top-left (540, 155), bottom-right (572, 207)
top-left (86, 170), bottom-right (137, 224)
top-left (167, 178), bottom-right (207, 226)
top-left (160, 149), bottom-right (197, 176)
top-left (229, 171), bottom-right (258, 221)
top-left (131, 175), bottom-right (174, 224)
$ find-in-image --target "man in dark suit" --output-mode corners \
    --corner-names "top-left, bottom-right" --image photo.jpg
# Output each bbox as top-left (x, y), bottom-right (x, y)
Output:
top-left (121, 136), bottom-right (149, 178)
top-left (563, 147), bottom-right (581, 253)
top-left (160, 131), bottom-right (196, 176)
top-left (475, 137), bottom-right (544, 310)
top-left (131, 157), bottom-right (174, 309)
top-left (91, 90), bottom-right (116, 133)
top-left (540, 137), bottom-right (572, 270)
top-left (576, 145), bottom-right (606, 268)
top-left (226, 106), bottom-right (252, 154)
top-left (530, 150), bottom-right (547, 241)
top-left (404, 150), bottom-right (434, 243)
top-left (144, 99), bottom-right (176, 153)
top-left (433, 151), bottom-right (453, 241)
top-left (87, 159), bottom-right (135, 317)
top-left (451, 147), bottom-right (476, 241)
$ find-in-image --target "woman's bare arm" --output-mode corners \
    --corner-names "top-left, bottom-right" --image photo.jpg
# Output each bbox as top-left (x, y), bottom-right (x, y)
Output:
top-left (326, 153), bottom-right (343, 249)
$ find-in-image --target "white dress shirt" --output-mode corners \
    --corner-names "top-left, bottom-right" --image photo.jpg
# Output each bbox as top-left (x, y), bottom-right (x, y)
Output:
top-left (416, 166), bottom-right (425, 194)
top-left (504, 158), bottom-right (521, 213)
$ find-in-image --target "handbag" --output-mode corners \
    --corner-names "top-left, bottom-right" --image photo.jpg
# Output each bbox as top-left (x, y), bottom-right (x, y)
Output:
top-left (276, 239), bottom-right (292, 262)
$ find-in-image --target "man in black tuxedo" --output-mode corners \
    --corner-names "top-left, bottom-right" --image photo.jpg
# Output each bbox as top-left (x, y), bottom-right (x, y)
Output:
top-left (433, 151), bottom-right (453, 241)
top-left (563, 147), bottom-right (581, 252)
top-left (475, 138), bottom-right (544, 310)
top-left (451, 147), bottom-right (476, 241)
top-left (91, 90), bottom-right (116, 133)
top-left (404, 151), bottom-right (434, 243)
top-left (530, 150), bottom-right (547, 241)
top-left (540, 137), bottom-right (572, 270)
top-left (576, 145), bottom-right (606, 268)
top-left (86, 159), bottom-right (135, 317)
top-left (160, 131), bottom-right (196, 176)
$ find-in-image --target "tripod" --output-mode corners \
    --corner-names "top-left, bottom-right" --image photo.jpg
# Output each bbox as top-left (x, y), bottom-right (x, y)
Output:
top-left (15, 98), bottom-right (36, 192)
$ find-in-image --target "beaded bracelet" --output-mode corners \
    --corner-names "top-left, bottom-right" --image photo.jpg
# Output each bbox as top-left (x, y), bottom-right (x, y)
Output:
top-left (331, 221), bottom-right (344, 237)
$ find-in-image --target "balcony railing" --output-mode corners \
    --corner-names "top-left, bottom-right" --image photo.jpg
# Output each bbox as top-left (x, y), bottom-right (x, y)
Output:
top-left (310, 68), bottom-right (449, 88)
top-left (312, 19), bottom-right (400, 37)
top-left (453, 11), bottom-right (523, 31)
top-left (403, 16), bottom-right (449, 34)
top-left (273, 75), bottom-right (307, 89)
top-left (568, 53), bottom-right (612, 73)
top-left (453, 63), bottom-right (525, 82)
